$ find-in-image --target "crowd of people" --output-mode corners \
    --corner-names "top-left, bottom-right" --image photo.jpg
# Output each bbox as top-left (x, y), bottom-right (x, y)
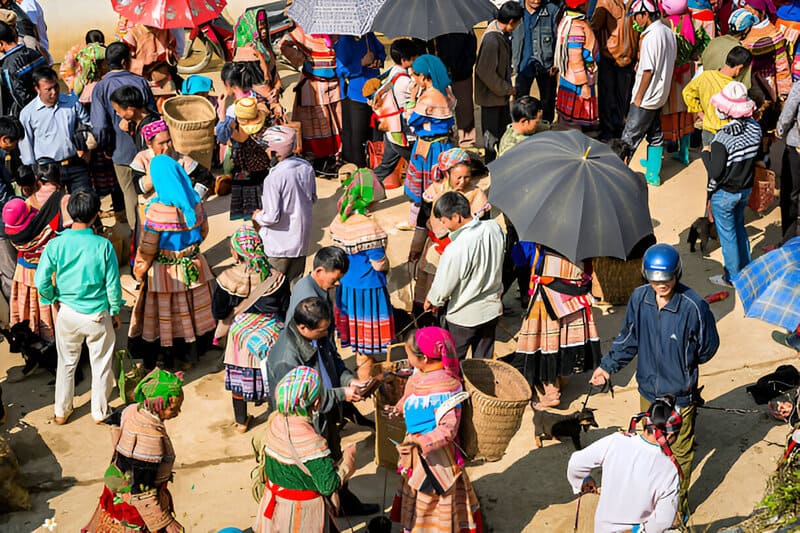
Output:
top-left (0, 0), bottom-right (798, 531)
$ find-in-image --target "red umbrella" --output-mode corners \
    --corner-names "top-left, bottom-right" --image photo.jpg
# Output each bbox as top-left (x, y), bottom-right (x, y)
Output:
top-left (111, 0), bottom-right (227, 30)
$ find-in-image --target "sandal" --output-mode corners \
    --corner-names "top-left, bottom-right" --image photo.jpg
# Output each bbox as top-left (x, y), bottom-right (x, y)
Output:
top-left (235, 415), bottom-right (252, 434)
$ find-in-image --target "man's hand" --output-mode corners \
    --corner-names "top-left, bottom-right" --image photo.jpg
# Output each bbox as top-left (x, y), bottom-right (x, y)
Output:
top-left (589, 367), bottom-right (610, 387)
top-left (409, 250), bottom-right (421, 263)
top-left (706, 200), bottom-right (714, 224)
top-left (549, 66), bottom-right (558, 76)
top-left (423, 298), bottom-right (438, 313)
top-left (344, 386), bottom-right (364, 402)
top-left (112, 315), bottom-right (121, 330)
top-left (383, 405), bottom-right (402, 419)
top-left (252, 209), bottom-right (262, 221)
top-left (580, 476), bottom-right (598, 495)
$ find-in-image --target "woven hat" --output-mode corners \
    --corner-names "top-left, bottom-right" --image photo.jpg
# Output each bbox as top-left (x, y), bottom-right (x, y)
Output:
top-left (0, 9), bottom-right (16, 27)
top-left (2, 198), bottom-right (35, 235)
top-left (710, 81), bottom-right (755, 118)
top-left (630, 0), bottom-right (658, 13)
top-left (234, 97), bottom-right (268, 135)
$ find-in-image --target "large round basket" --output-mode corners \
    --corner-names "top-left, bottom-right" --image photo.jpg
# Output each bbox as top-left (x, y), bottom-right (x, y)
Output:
top-left (592, 257), bottom-right (644, 306)
top-left (162, 95), bottom-right (217, 170)
top-left (460, 359), bottom-right (531, 462)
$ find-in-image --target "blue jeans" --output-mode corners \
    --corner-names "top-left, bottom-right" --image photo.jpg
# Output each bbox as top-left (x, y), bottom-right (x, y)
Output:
top-left (710, 188), bottom-right (751, 280)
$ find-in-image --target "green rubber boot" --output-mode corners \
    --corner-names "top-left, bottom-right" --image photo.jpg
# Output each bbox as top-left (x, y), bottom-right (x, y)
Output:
top-left (671, 134), bottom-right (691, 166)
top-left (640, 145), bottom-right (664, 186)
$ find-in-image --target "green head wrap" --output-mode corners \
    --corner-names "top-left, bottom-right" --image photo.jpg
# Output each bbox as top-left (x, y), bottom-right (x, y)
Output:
top-left (338, 168), bottom-right (382, 222)
top-left (133, 368), bottom-right (184, 412)
top-left (275, 366), bottom-right (321, 418)
top-left (231, 225), bottom-right (270, 280)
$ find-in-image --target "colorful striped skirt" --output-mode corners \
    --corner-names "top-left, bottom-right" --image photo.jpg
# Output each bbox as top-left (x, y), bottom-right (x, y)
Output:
top-left (556, 79), bottom-right (598, 127)
top-left (292, 99), bottom-right (342, 159)
top-left (129, 281), bottom-right (216, 347)
top-left (405, 137), bottom-right (452, 204)
top-left (334, 284), bottom-right (395, 356)
top-left (500, 300), bottom-right (601, 387)
top-left (223, 312), bottom-right (283, 401)
top-left (11, 264), bottom-right (56, 341)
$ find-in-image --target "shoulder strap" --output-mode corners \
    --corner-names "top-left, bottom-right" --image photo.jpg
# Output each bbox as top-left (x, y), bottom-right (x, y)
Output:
top-left (284, 416), bottom-right (314, 477)
top-left (233, 270), bottom-right (286, 317)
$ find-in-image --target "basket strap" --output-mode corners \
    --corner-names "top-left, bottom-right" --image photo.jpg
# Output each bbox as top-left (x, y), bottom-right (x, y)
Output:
top-left (434, 391), bottom-right (470, 426)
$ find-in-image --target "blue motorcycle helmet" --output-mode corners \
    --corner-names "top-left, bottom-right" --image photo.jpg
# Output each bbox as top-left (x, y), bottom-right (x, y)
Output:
top-left (642, 243), bottom-right (682, 282)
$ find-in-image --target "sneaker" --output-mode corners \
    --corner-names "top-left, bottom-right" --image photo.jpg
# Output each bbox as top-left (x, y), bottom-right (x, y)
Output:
top-left (772, 330), bottom-right (795, 349)
top-left (709, 274), bottom-right (733, 288)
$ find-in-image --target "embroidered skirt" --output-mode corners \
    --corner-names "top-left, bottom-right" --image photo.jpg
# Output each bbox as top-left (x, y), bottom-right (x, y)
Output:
top-left (334, 284), bottom-right (395, 356)
top-left (292, 99), bottom-right (342, 159)
top-left (11, 264), bottom-right (56, 341)
top-left (253, 488), bottom-right (328, 533)
top-left (82, 485), bottom-right (173, 533)
top-left (405, 137), bottom-right (452, 204)
top-left (129, 280), bottom-right (216, 347)
top-left (502, 300), bottom-right (601, 387)
top-left (556, 79), bottom-right (598, 127)
top-left (90, 150), bottom-right (118, 197)
top-left (223, 312), bottom-right (283, 401)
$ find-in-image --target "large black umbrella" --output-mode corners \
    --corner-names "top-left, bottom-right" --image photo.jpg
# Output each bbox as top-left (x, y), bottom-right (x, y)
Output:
top-left (487, 129), bottom-right (653, 264)
top-left (370, 0), bottom-right (496, 41)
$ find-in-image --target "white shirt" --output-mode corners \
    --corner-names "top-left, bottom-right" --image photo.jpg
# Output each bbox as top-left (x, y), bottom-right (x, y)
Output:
top-left (567, 432), bottom-right (680, 533)
top-left (426, 217), bottom-right (505, 327)
top-left (631, 19), bottom-right (677, 110)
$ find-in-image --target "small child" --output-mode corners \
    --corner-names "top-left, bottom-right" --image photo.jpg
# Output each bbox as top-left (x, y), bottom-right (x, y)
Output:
top-left (34, 190), bottom-right (123, 425)
top-left (497, 96), bottom-right (543, 157)
top-left (369, 38), bottom-right (419, 184)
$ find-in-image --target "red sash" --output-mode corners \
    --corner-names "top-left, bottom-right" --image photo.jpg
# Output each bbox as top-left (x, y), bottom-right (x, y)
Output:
top-left (263, 478), bottom-right (321, 519)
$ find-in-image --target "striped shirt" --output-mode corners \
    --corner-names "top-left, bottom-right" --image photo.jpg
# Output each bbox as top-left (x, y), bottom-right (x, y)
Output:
top-left (703, 117), bottom-right (761, 197)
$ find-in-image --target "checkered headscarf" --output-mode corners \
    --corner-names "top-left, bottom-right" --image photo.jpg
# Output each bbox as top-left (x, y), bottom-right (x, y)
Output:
top-left (275, 366), bottom-right (321, 418)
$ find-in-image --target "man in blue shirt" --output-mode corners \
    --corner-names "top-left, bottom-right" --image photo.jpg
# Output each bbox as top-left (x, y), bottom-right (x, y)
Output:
top-left (91, 42), bottom-right (155, 231)
top-left (19, 67), bottom-right (92, 193)
top-left (590, 244), bottom-right (719, 521)
top-left (35, 190), bottom-right (122, 425)
top-left (515, 0), bottom-right (560, 123)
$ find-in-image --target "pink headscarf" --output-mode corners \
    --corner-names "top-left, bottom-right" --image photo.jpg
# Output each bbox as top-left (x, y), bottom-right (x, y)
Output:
top-left (415, 327), bottom-right (460, 379)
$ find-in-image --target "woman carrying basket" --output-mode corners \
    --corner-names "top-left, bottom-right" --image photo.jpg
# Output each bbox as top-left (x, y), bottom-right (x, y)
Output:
top-left (386, 327), bottom-right (483, 533)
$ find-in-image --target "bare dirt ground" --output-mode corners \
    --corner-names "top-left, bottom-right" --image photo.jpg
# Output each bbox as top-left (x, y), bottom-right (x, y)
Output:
top-left (1, 61), bottom-right (798, 533)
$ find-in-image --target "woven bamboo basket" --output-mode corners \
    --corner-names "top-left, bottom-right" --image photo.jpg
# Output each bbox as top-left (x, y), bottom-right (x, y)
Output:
top-left (459, 358), bottom-right (532, 462)
top-left (162, 95), bottom-right (217, 170)
top-left (592, 257), bottom-right (644, 306)
top-left (371, 344), bottom-right (411, 470)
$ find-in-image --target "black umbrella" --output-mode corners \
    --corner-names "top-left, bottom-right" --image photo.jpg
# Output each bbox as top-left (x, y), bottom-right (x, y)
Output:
top-left (370, 0), bottom-right (496, 41)
top-left (487, 129), bottom-right (654, 264)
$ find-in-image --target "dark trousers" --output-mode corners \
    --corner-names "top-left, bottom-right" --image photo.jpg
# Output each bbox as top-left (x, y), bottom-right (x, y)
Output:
top-left (341, 98), bottom-right (373, 167)
top-left (597, 56), bottom-right (635, 141)
top-left (374, 138), bottom-right (411, 182)
top-left (780, 146), bottom-right (800, 241)
top-left (515, 67), bottom-right (557, 123)
top-left (620, 104), bottom-right (664, 157)
top-left (60, 160), bottom-right (92, 193)
top-left (481, 104), bottom-right (512, 163)
top-left (446, 317), bottom-right (499, 359)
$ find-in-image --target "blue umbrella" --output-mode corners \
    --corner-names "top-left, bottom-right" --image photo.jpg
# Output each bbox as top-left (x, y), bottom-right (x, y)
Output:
top-left (732, 237), bottom-right (800, 331)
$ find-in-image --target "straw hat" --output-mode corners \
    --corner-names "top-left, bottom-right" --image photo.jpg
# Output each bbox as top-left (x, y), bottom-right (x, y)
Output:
top-left (234, 97), bottom-right (268, 135)
top-left (710, 81), bottom-right (755, 119)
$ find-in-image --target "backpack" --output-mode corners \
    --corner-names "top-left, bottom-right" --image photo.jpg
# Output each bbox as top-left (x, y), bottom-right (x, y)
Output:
top-left (0, 47), bottom-right (46, 117)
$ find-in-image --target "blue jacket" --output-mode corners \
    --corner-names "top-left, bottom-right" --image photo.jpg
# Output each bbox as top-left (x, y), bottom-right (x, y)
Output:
top-left (335, 33), bottom-right (385, 103)
top-left (516, 0), bottom-right (560, 73)
top-left (599, 284), bottom-right (720, 407)
top-left (90, 70), bottom-right (156, 165)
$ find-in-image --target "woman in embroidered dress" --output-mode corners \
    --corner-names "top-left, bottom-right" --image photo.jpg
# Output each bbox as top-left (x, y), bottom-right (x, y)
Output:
top-left (279, 26), bottom-right (342, 163)
top-left (408, 148), bottom-right (491, 313)
top-left (131, 120), bottom-right (214, 200)
top-left (253, 366), bottom-right (356, 533)
top-left (83, 368), bottom-right (185, 533)
top-left (330, 168), bottom-right (394, 381)
top-left (660, 0), bottom-right (709, 165)
top-left (128, 156), bottom-right (215, 370)
top-left (387, 327), bottom-right (482, 533)
top-left (4, 162), bottom-right (71, 342)
top-left (403, 54), bottom-right (456, 228)
top-left (499, 243), bottom-right (601, 408)
top-left (554, 0), bottom-right (599, 128)
top-left (212, 226), bottom-right (289, 433)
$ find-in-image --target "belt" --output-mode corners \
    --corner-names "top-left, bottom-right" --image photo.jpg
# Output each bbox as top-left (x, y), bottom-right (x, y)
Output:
top-left (59, 156), bottom-right (83, 167)
top-left (263, 479), bottom-right (320, 519)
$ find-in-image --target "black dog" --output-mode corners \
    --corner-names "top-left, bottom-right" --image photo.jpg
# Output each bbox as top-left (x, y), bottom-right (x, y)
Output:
top-left (687, 216), bottom-right (718, 253)
top-left (0, 321), bottom-right (85, 383)
top-left (533, 407), bottom-right (599, 450)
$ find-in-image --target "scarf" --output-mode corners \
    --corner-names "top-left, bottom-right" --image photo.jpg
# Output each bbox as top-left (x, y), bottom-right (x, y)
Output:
top-left (416, 327), bottom-right (460, 379)
top-left (148, 155), bottom-right (201, 228)
top-left (231, 225), bottom-right (270, 281)
top-left (412, 54), bottom-right (451, 95)
top-left (275, 366), bottom-right (321, 418)
top-left (133, 368), bottom-right (184, 413)
top-left (338, 168), bottom-right (384, 221)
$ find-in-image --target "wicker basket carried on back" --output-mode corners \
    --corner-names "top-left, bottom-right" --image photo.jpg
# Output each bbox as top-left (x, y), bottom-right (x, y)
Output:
top-left (592, 257), bottom-right (644, 306)
top-left (370, 343), bottom-right (412, 470)
top-left (459, 358), bottom-right (531, 462)
top-left (162, 95), bottom-right (217, 170)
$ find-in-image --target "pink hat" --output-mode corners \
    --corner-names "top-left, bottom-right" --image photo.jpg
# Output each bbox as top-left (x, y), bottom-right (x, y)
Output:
top-left (2, 198), bottom-right (35, 235)
top-left (261, 125), bottom-right (297, 159)
top-left (710, 81), bottom-right (756, 118)
top-left (660, 0), bottom-right (688, 15)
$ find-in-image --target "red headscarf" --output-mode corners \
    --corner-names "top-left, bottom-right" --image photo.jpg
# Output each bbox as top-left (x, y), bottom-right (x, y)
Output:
top-left (415, 327), bottom-right (460, 379)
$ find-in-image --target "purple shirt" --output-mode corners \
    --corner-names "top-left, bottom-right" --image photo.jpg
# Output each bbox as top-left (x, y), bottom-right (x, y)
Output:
top-left (254, 157), bottom-right (317, 258)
